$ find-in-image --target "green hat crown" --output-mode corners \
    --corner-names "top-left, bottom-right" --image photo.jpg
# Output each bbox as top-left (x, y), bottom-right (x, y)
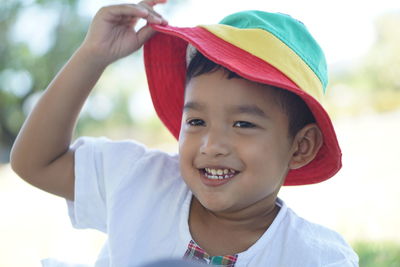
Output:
top-left (219, 10), bottom-right (328, 92)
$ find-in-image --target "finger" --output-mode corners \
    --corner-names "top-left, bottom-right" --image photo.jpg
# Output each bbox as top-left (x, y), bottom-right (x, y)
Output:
top-left (136, 24), bottom-right (157, 43)
top-left (119, 11), bottom-right (165, 26)
top-left (140, 0), bottom-right (167, 8)
top-left (106, 4), bottom-right (166, 25)
top-left (137, 1), bottom-right (168, 24)
top-left (144, 12), bottom-right (164, 24)
top-left (119, 16), bottom-right (138, 26)
top-left (141, 10), bottom-right (168, 25)
top-left (103, 4), bottom-right (149, 21)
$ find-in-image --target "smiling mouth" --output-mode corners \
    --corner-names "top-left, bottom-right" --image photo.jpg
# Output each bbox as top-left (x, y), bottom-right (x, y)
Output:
top-left (200, 168), bottom-right (239, 180)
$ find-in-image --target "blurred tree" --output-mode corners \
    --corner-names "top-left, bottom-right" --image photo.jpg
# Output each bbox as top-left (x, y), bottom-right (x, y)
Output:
top-left (329, 11), bottom-right (400, 116)
top-left (360, 12), bottom-right (400, 112)
top-left (0, 0), bottom-right (88, 162)
top-left (0, 0), bottom-right (182, 163)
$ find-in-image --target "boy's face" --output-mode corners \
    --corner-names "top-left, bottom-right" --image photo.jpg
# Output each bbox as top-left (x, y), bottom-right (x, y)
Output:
top-left (179, 69), bottom-right (296, 214)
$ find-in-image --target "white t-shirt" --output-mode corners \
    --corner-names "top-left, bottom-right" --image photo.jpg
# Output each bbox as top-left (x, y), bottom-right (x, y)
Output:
top-left (43, 137), bottom-right (358, 267)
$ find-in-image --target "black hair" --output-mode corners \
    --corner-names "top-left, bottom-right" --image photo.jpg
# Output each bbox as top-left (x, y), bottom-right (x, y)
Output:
top-left (185, 51), bottom-right (316, 138)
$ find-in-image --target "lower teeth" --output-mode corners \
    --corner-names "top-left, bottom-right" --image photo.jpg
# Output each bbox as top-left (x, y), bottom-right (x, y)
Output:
top-left (204, 173), bottom-right (233, 180)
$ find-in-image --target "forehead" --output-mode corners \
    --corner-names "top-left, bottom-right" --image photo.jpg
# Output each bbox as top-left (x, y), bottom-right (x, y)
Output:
top-left (184, 69), bottom-right (282, 113)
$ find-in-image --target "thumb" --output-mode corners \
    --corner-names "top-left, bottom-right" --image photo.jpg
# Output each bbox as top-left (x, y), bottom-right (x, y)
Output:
top-left (137, 24), bottom-right (157, 45)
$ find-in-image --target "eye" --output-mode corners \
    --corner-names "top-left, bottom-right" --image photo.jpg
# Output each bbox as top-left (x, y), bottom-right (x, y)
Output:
top-left (187, 118), bottom-right (206, 127)
top-left (233, 121), bottom-right (256, 128)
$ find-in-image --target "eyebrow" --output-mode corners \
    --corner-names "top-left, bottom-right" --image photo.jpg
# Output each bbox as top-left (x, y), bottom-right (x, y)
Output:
top-left (183, 101), bottom-right (205, 112)
top-left (183, 101), bottom-right (268, 119)
top-left (230, 104), bottom-right (269, 119)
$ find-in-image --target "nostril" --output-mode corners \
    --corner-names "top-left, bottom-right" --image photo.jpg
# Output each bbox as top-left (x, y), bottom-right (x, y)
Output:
top-left (199, 134), bottom-right (231, 156)
top-left (199, 147), bottom-right (229, 157)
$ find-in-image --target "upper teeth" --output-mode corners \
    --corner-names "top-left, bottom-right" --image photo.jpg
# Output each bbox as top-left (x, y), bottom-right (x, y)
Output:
top-left (205, 168), bottom-right (235, 175)
top-left (203, 168), bottom-right (236, 180)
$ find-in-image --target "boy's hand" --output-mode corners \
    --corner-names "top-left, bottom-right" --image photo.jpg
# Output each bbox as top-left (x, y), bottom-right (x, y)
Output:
top-left (11, 1), bottom-right (168, 200)
top-left (80, 0), bottom-right (168, 66)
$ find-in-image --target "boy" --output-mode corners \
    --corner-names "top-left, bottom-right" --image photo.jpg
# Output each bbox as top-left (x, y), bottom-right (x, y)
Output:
top-left (11, 0), bottom-right (358, 266)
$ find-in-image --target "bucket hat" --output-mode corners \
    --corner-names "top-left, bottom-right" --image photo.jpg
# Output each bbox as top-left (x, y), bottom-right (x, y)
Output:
top-left (143, 10), bottom-right (342, 185)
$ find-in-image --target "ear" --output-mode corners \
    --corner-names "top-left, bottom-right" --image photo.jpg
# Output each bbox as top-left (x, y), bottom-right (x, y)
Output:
top-left (289, 123), bottom-right (323, 170)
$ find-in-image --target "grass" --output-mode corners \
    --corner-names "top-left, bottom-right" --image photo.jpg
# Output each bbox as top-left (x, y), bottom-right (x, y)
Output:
top-left (353, 240), bottom-right (400, 267)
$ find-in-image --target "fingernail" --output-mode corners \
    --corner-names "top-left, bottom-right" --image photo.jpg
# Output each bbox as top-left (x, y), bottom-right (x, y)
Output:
top-left (139, 7), bottom-right (149, 15)
top-left (154, 16), bottom-right (162, 23)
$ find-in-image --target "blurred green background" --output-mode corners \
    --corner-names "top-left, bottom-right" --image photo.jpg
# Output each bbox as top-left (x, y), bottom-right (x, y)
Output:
top-left (1, 0), bottom-right (400, 266)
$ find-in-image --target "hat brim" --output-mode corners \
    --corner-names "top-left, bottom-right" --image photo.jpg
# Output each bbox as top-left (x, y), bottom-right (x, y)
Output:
top-left (144, 24), bottom-right (342, 185)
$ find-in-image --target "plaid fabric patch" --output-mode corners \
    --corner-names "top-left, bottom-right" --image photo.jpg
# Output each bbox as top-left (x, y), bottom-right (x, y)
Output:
top-left (183, 240), bottom-right (238, 266)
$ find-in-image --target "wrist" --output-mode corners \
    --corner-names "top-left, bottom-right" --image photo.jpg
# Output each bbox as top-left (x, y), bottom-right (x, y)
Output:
top-left (75, 44), bottom-right (111, 70)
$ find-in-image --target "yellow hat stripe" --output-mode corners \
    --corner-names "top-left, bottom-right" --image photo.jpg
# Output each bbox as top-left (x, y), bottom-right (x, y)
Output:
top-left (200, 24), bottom-right (323, 100)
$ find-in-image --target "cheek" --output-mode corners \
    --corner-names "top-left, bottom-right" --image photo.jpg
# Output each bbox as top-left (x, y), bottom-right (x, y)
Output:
top-left (178, 133), bottom-right (198, 172)
top-left (238, 137), bottom-right (272, 159)
top-left (241, 138), bottom-right (290, 173)
top-left (178, 131), bottom-right (191, 158)
top-left (179, 126), bottom-right (204, 155)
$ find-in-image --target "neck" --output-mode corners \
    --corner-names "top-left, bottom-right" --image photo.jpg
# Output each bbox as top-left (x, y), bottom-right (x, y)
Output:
top-left (189, 195), bottom-right (280, 256)
top-left (191, 194), bottom-right (280, 233)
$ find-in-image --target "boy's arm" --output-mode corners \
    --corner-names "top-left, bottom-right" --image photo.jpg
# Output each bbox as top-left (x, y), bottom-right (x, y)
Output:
top-left (10, 1), bottom-right (168, 201)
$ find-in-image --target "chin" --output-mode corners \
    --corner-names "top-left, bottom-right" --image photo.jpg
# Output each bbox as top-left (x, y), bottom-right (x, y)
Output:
top-left (195, 193), bottom-right (237, 213)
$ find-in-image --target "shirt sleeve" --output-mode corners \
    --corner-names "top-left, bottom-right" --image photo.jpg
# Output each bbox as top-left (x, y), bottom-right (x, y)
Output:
top-left (66, 136), bottom-right (147, 233)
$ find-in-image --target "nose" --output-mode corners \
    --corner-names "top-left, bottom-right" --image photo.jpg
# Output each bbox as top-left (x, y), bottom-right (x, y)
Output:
top-left (199, 127), bottom-right (231, 157)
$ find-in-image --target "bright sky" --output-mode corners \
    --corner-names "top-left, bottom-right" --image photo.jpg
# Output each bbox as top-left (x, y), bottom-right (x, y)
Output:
top-left (13, 0), bottom-right (399, 65)
top-left (82, 0), bottom-right (400, 65)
